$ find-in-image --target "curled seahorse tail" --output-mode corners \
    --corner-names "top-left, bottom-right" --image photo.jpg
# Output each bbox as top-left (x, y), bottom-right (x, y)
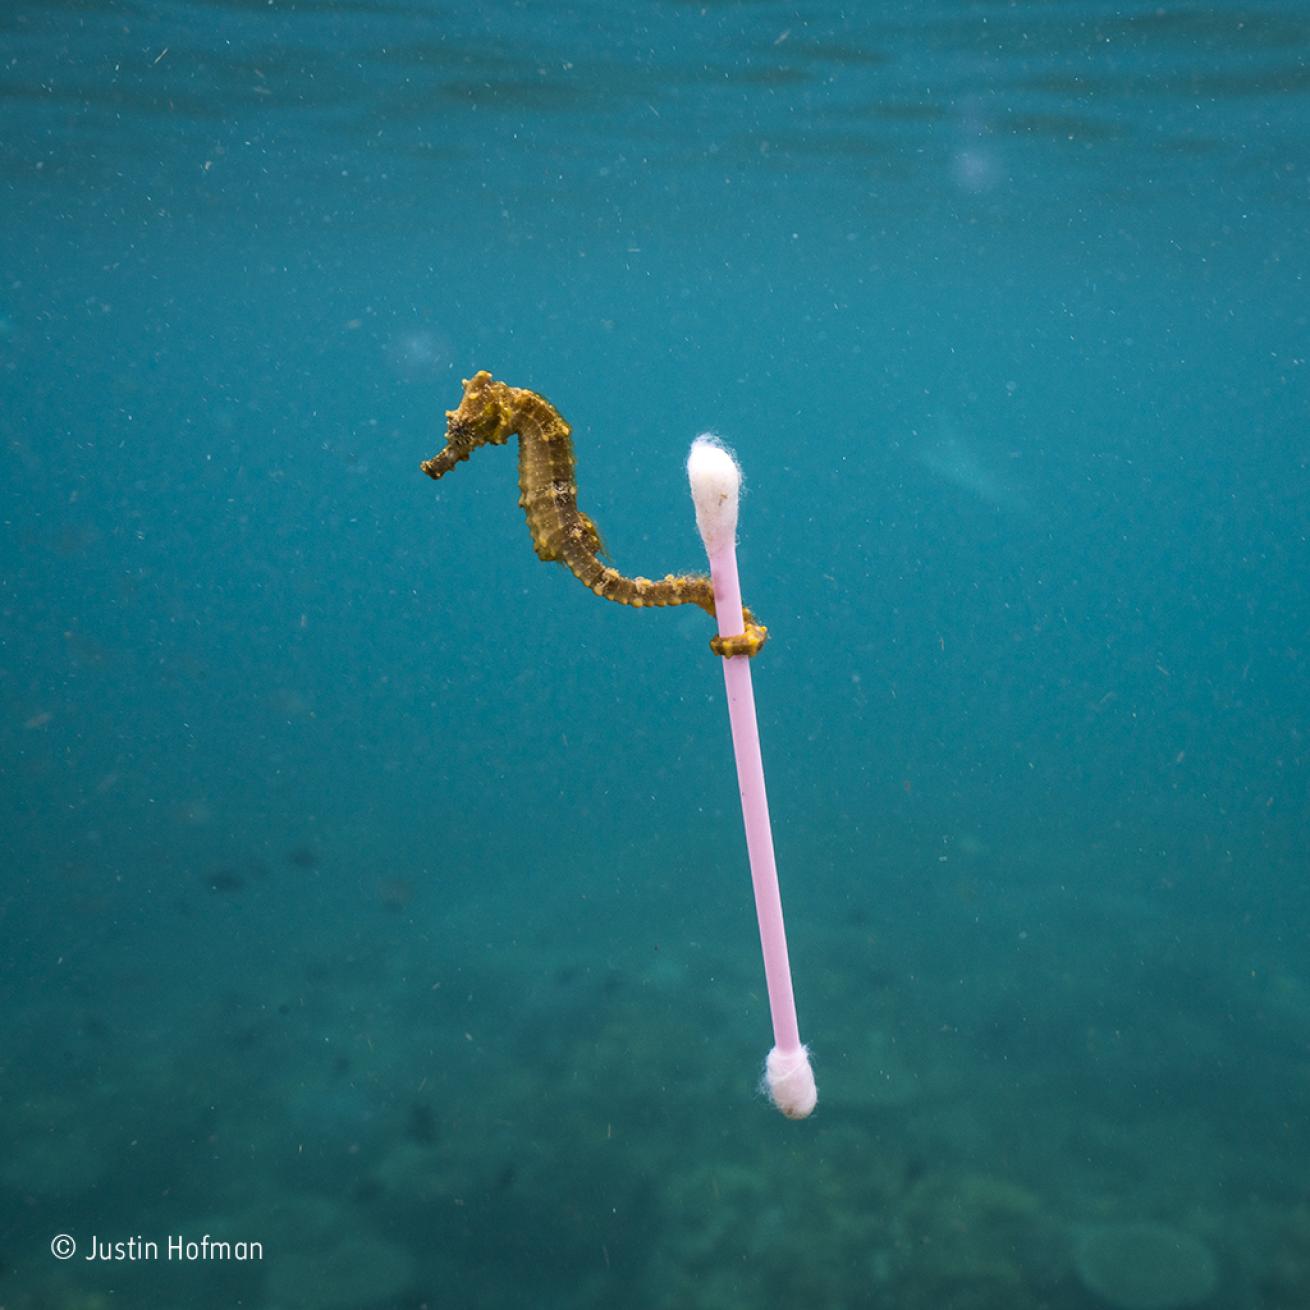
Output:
top-left (554, 548), bottom-right (716, 617)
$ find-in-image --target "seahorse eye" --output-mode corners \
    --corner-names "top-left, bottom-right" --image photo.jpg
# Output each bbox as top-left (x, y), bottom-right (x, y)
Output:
top-left (448, 413), bottom-right (490, 444)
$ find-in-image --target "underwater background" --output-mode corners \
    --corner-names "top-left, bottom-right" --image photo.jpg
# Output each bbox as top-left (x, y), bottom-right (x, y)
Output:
top-left (2, 1), bottom-right (1308, 1307)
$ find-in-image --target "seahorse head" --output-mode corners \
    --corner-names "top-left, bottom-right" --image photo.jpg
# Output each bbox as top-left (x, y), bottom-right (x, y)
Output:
top-left (420, 371), bottom-right (514, 480)
top-left (445, 371), bottom-right (515, 446)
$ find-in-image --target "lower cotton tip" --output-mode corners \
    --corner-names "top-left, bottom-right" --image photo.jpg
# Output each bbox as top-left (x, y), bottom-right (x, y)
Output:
top-left (764, 1045), bottom-right (818, 1120)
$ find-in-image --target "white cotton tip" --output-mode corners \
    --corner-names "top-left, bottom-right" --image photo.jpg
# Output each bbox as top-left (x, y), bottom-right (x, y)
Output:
top-left (764, 1045), bottom-right (817, 1120)
top-left (687, 434), bottom-right (741, 555)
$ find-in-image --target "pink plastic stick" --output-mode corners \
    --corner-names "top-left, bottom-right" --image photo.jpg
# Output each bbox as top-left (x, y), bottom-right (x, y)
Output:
top-left (706, 540), bottom-right (803, 1053)
top-left (689, 437), bottom-right (816, 1119)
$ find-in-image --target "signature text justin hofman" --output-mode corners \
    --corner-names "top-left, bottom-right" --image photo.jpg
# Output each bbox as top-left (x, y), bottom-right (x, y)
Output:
top-left (80, 1234), bottom-right (263, 1262)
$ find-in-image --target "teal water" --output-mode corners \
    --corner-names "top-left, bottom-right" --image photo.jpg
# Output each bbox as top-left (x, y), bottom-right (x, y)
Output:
top-left (3, 2), bottom-right (1308, 1307)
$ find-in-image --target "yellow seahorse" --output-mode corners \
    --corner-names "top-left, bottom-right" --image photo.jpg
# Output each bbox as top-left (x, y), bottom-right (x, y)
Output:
top-left (421, 371), bottom-right (767, 657)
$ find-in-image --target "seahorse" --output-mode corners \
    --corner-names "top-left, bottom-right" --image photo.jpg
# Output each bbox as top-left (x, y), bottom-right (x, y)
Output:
top-left (421, 371), bottom-right (767, 657)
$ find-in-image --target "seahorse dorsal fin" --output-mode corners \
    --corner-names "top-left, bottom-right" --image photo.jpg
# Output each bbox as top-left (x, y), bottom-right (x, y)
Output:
top-left (578, 512), bottom-right (609, 560)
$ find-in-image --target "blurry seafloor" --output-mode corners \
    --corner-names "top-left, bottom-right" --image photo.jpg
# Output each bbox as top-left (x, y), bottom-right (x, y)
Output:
top-left (2, 1), bottom-right (1310, 1308)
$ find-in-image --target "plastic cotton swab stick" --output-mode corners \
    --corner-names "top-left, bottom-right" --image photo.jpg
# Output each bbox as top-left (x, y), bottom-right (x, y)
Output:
top-left (687, 436), bottom-right (817, 1120)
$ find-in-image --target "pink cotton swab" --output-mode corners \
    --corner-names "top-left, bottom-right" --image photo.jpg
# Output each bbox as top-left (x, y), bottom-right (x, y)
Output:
top-left (687, 435), bottom-right (817, 1121)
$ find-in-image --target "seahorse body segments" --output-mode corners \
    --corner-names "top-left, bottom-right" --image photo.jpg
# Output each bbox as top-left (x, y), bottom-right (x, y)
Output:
top-left (421, 371), bottom-right (767, 657)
